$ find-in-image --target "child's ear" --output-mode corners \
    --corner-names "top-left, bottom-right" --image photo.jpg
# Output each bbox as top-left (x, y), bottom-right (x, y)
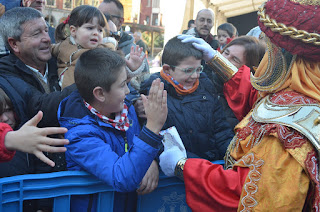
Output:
top-left (69, 25), bottom-right (77, 37)
top-left (162, 64), bottom-right (171, 74)
top-left (93, 87), bottom-right (106, 103)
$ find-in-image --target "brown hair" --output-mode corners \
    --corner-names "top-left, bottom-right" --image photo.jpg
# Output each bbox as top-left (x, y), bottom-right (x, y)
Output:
top-left (55, 5), bottom-right (109, 42)
top-left (0, 88), bottom-right (13, 115)
top-left (75, 48), bottom-right (126, 103)
top-left (222, 36), bottom-right (266, 73)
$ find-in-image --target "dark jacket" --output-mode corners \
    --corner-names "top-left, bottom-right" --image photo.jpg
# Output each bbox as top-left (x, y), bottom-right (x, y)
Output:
top-left (0, 53), bottom-right (76, 127)
top-left (118, 31), bottom-right (135, 55)
top-left (58, 91), bottom-right (162, 212)
top-left (136, 39), bottom-right (148, 53)
top-left (185, 28), bottom-right (238, 127)
top-left (0, 76), bottom-right (35, 178)
top-left (140, 72), bottom-right (234, 161)
top-left (202, 62), bottom-right (239, 128)
top-left (0, 75), bottom-right (33, 129)
top-left (0, 53), bottom-right (76, 177)
top-left (186, 28), bottom-right (219, 50)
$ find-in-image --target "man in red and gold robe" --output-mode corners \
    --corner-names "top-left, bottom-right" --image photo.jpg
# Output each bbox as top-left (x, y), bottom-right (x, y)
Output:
top-left (159, 0), bottom-right (320, 211)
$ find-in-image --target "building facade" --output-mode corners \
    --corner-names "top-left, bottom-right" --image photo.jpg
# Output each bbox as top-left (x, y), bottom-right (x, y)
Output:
top-left (44, 0), bottom-right (103, 26)
top-left (139, 0), bottom-right (161, 26)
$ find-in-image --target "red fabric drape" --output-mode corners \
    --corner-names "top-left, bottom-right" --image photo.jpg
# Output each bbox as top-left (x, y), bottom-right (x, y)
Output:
top-left (184, 159), bottom-right (250, 212)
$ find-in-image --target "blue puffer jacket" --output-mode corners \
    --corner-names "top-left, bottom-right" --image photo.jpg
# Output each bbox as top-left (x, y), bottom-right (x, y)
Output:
top-left (140, 72), bottom-right (234, 161)
top-left (58, 91), bottom-right (162, 212)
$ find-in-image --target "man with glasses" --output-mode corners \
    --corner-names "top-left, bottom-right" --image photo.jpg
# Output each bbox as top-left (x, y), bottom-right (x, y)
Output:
top-left (99, 0), bottom-right (149, 102)
top-left (98, 0), bottom-right (147, 61)
top-left (140, 36), bottom-right (233, 162)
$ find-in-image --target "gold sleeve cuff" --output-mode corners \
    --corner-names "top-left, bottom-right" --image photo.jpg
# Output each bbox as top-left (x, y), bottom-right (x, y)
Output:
top-left (206, 52), bottom-right (238, 83)
top-left (174, 158), bottom-right (187, 181)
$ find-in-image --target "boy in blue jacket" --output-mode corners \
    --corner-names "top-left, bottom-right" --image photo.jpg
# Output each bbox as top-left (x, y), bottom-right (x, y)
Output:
top-left (58, 48), bottom-right (167, 212)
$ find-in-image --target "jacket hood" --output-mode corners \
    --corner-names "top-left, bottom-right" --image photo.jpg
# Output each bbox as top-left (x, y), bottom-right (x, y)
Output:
top-left (0, 76), bottom-right (31, 129)
top-left (118, 31), bottom-right (134, 49)
top-left (58, 91), bottom-right (103, 130)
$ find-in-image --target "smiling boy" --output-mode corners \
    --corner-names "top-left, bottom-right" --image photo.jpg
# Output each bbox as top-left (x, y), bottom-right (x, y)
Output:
top-left (140, 36), bottom-right (233, 161)
top-left (58, 48), bottom-right (167, 212)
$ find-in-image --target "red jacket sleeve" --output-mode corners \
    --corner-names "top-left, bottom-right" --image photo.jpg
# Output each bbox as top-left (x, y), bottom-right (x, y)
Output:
top-left (0, 123), bottom-right (15, 162)
top-left (223, 65), bottom-right (258, 121)
top-left (184, 159), bottom-right (249, 212)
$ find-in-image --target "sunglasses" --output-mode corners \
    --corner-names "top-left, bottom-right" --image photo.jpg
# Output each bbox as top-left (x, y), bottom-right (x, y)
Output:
top-left (104, 13), bottom-right (124, 23)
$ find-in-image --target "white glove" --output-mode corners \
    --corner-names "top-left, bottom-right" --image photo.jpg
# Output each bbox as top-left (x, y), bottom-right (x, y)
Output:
top-left (159, 127), bottom-right (187, 177)
top-left (159, 146), bottom-right (186, 177)
top-left (177, 34), bottom-right (217, 62)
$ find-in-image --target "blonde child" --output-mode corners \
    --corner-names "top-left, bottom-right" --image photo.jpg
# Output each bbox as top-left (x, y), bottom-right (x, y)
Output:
top-left (217, 23), bottom-right (237, 52)
top-left (52, 5), bottom-right (145, 89)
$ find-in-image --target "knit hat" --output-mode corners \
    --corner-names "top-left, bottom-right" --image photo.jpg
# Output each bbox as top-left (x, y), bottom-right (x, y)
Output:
top-left (258, 0), bottom-right (320, 61)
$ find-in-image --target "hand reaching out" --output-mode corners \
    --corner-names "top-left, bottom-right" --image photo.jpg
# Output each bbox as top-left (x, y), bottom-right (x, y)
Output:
top-left (142, 78), bottom-right (167, 134)
top-left (4, 111), bottom-right (69, 167)
top-left (126, 45), bottom-right (146, 71)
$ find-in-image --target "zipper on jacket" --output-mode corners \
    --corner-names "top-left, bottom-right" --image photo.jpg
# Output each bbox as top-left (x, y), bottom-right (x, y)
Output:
top-left (124, 135), bottom-right (128, 152)
top-left (120, 132), bottom-right (128, 152)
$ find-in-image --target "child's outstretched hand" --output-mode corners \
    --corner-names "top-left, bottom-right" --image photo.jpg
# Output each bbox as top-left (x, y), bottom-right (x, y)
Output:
top-left (4, 111), bottom-right (69, 167)
top-left (126, 45), bottom-right (146, 71)
top-left (141, 78), bottom-right (167, 134)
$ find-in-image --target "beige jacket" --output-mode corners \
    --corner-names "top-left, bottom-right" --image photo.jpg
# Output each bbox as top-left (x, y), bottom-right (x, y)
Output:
top-left (51, 37), bottom-right (115, 89)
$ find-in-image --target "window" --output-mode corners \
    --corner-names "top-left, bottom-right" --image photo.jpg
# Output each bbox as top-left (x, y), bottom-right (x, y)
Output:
top-left (152, 14), bottom-right (158, 25)
top-left (74, 0), bottom-right (83, 7)
top-left (46, 0), bottom-right (55, 7)
top-left (63, 0), bottom-right (72, 9)
top-left (147, 0), bottom-right (151, 7)
top-left (152, 0), bottom-right (159, 8)
top-left (146, 16), bottom-right (150, 25)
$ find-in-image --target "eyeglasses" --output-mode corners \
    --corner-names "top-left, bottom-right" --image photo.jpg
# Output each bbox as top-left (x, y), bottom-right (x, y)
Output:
top-left (170, 65), bottom-right (203, 75)
top-left (104, 13), bottom-right (124, 23)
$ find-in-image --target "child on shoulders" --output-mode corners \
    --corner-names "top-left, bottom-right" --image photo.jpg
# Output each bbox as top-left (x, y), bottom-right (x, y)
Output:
top-left (52, 5), bottom-right (146, 90)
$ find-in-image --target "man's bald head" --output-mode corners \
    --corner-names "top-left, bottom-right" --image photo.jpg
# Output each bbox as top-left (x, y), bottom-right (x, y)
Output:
top-left (195, 9), bottom-right (214, 38)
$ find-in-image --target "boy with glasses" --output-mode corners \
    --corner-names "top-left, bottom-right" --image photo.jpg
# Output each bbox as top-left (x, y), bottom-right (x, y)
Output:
top-left (140, 36), bottom-right (234, 161)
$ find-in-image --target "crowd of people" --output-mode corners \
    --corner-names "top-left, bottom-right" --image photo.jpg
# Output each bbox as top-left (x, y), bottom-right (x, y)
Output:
top-left (0, 0), bottom-right (319, 211)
